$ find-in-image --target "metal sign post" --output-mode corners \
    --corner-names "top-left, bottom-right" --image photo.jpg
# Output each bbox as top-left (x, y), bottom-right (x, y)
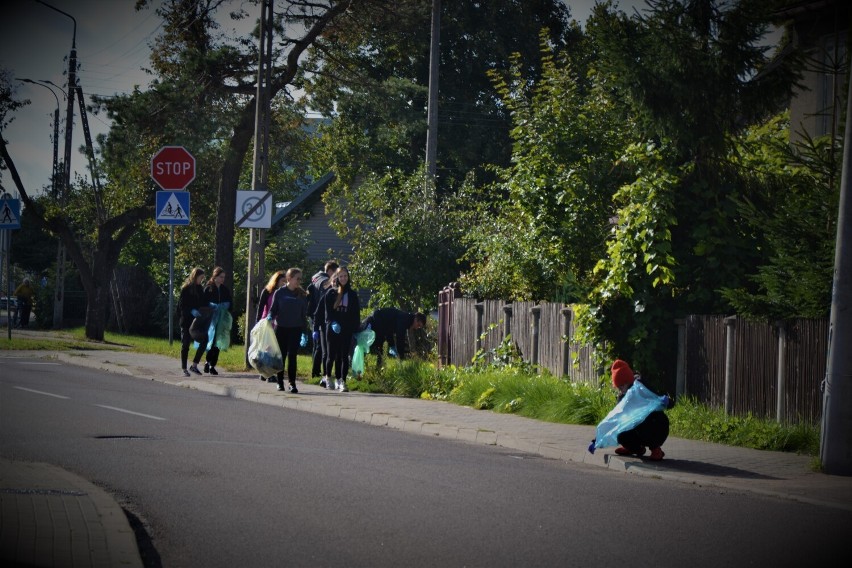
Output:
top-left (151, 147), bottom-right (195, 346)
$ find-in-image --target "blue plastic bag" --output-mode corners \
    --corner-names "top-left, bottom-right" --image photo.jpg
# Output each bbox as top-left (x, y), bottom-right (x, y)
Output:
top-left (588, 381), bottom-right (669, 453)
top-left (351, 329), bottom-right (376, 376)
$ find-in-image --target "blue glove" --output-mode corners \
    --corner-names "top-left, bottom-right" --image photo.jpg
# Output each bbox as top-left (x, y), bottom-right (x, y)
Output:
top-left (300, 333), bottom-right (308, 348)
top-left (312, 331), bottom-right (320, 342)
top-left (388, 347), bottom-right (398, 358)
top-left (331, 321), bottom-right (341, 334)
top-left (191, 309), bottom-right (201, 317)
top-left (266, 314), bottom-right (272, 321)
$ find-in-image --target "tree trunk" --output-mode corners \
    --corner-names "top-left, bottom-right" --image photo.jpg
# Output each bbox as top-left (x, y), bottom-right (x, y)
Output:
top-left (84, 282), bottom-right (109, 341)
top-left (214, 104), bottom-right (256, 288)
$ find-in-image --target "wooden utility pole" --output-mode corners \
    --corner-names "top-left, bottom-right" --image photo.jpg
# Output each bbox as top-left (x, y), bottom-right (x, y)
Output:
top-left (245, 0), bottom-right (274, 367)
top-left (425, 0), bottom-right (441, 182)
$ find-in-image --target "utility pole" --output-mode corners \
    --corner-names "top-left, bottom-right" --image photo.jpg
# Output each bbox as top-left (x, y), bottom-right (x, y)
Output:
top-left (36, 1), bottom-right (76, 330)
top-left (245, 0), bottom-right (273, 367)
top-left (425, 0), bottom-right (441, 184)
top-left (820, 54), bottom-right (852, 476)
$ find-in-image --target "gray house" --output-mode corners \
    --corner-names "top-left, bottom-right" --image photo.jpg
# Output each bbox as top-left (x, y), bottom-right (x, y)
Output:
top-left (776, 0), bottom-right (850, 141)
top-left (272, 173), bottom-right (372, 305)
top-left (272, 172), bottom-right (353, 267)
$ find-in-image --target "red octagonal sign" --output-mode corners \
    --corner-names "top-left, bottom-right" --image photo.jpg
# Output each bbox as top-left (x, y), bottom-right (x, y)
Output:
top-left (151, 146), bottom-right (196, 190)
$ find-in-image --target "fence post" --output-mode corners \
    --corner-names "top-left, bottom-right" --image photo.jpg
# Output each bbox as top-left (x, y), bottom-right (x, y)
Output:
top-left (531, 305), bottom-right (541, 366)
top-left (561, 307), bottom-right (572, 379)
top-left (675, 318), bottom-right (686, 397)
top-left (503, 303), bottom-right (512, 339)
top-left (474, 302), bottom-right (484, 354)
top-left (724, 315), bottom-right (737, 415)
top-left (776, 320), bottom-right (787, 423)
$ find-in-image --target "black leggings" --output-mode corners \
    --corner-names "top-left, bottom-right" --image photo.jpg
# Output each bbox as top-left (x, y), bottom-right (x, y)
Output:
top-left (180, 327), bottom-right (205, 369)
top-left (274, 326), bottom-right (301, 386)
top-left (326, 329), bottom-right (353, 381)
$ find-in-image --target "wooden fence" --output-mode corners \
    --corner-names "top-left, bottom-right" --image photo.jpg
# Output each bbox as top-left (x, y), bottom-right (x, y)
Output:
top-left (437, 285), bottom-right (828, 424)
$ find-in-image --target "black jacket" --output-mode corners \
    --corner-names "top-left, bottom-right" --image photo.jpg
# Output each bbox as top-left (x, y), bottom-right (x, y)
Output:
top-left (204, 283), bottom-right (232, 310)
top-left (319, 285), bottom-right (360, 336)
top-left (178, 284), bottom-right (205, 328)
top-left (306, 271), bottom-right (330, 321)
top-left (268, 286), bottom-right (308, 329)
top-left (364, 308), bottom-right (416, 357)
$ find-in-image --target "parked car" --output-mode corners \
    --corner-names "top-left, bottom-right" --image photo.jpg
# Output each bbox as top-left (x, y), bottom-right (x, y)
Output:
top-left (1, 296), bottom-right (17, 310)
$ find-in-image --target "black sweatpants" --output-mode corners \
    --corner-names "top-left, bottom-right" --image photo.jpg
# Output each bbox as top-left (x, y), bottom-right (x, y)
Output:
top-left (617, 410), bottom-right (670, 450)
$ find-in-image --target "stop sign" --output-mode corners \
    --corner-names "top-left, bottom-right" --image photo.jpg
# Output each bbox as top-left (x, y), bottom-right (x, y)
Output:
top-left (151, 146), bottom-right (196, 190)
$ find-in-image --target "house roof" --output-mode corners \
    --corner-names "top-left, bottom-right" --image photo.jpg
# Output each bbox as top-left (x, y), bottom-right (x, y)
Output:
top-left (271, 172), bottom-right (335, 226)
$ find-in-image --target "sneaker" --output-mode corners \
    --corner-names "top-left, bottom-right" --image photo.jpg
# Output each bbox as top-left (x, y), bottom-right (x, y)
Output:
top-left (182, 369), bottom-right (191, 377)
top-left (338, 380), bottom-right (348, 392)
top-left (319, 379), bottom-right (327, 388)
top-left (259, 375), bottom-right (266, 381)
top-left (209, 367), bottom-right (219, 376)
top-left (289, 384), bottom-right (299, 394)
top-left (189, 364), bottom-right (202, 375)
top-left (203, 362), bottom-right (210, 374)
top-left (649, 447), bottom-right (665, 461)
top-left (614, 445), bottom-right (646, 457)
top-left (277, 383), bottom-right (285, 392)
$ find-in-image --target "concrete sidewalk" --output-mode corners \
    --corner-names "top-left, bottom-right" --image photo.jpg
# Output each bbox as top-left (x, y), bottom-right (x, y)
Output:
top-left (3, 336), bottom-right (852, 566)
top-left (0, 457), bottom-right (142, 567)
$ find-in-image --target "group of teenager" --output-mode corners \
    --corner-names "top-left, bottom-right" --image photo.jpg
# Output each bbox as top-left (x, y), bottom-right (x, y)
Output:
top-left (179, 260), bottom-right (427, 393)
top-left (177, 266), bottom-right (232, 377)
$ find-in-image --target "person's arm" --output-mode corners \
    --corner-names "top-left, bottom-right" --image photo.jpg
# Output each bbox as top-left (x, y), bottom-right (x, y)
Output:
top-left (256, 289), bottom-right (268, 322)
top-left (268, 289), bottom-right (279, 319)
top-left (314, 291), bottom-right (327, 331)
top-left (395, 314), bottom-right (410, 358)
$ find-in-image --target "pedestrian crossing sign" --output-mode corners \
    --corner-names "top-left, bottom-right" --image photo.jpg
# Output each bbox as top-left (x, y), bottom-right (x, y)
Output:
top-left (0, 196), bottom-right (21, 230)
top-left (156, 191), bottom-right (190, 225)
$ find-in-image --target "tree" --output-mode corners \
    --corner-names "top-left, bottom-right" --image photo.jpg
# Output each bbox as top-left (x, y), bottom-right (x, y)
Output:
top-left (574, 0), bottom-right (805, 382)
top-left (458, 35), bottom-right (632, 302)
top-left (304, 0), bottom-right (576, 191)
top-left (301, 0), bottom-right (576, 301)
top-left (721, 113), bottom-right (837, 319)
top-left (328, 167), bottom-right (466, 310)
top-left (136, 0), bottom-right (359, 290)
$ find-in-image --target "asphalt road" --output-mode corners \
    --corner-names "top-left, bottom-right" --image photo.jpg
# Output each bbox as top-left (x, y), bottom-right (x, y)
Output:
top-left (1, 356), bottom-right (847, 567)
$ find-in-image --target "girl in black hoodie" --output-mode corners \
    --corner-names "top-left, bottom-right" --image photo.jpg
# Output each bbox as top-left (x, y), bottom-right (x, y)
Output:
top-left (318, 267), bottom-right (360, 391)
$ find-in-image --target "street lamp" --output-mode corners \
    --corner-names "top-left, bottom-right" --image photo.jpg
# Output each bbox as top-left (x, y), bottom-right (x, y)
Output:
top-left (34, 0), bottom-right (77, 330)
top-left (15, 78), bottom-right (62, 198)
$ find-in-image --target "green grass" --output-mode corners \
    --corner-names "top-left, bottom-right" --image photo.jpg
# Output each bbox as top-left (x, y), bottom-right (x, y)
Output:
top-left (2, 327), bottom-right (316, 377)
top-left (350, 357), bottom-right (820, 456)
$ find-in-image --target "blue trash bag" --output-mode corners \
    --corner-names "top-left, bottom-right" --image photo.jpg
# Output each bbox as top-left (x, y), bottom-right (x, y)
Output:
top-left (588, 381), bottom-right (669, 453)
top-left (351, 329), bottom-right (376, 376)
top-left (204, 303), bottom-right (232, 351)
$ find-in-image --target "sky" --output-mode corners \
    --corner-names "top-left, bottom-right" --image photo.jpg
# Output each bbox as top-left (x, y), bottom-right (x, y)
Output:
top-left (0, 0), bottom-right (643, 198)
